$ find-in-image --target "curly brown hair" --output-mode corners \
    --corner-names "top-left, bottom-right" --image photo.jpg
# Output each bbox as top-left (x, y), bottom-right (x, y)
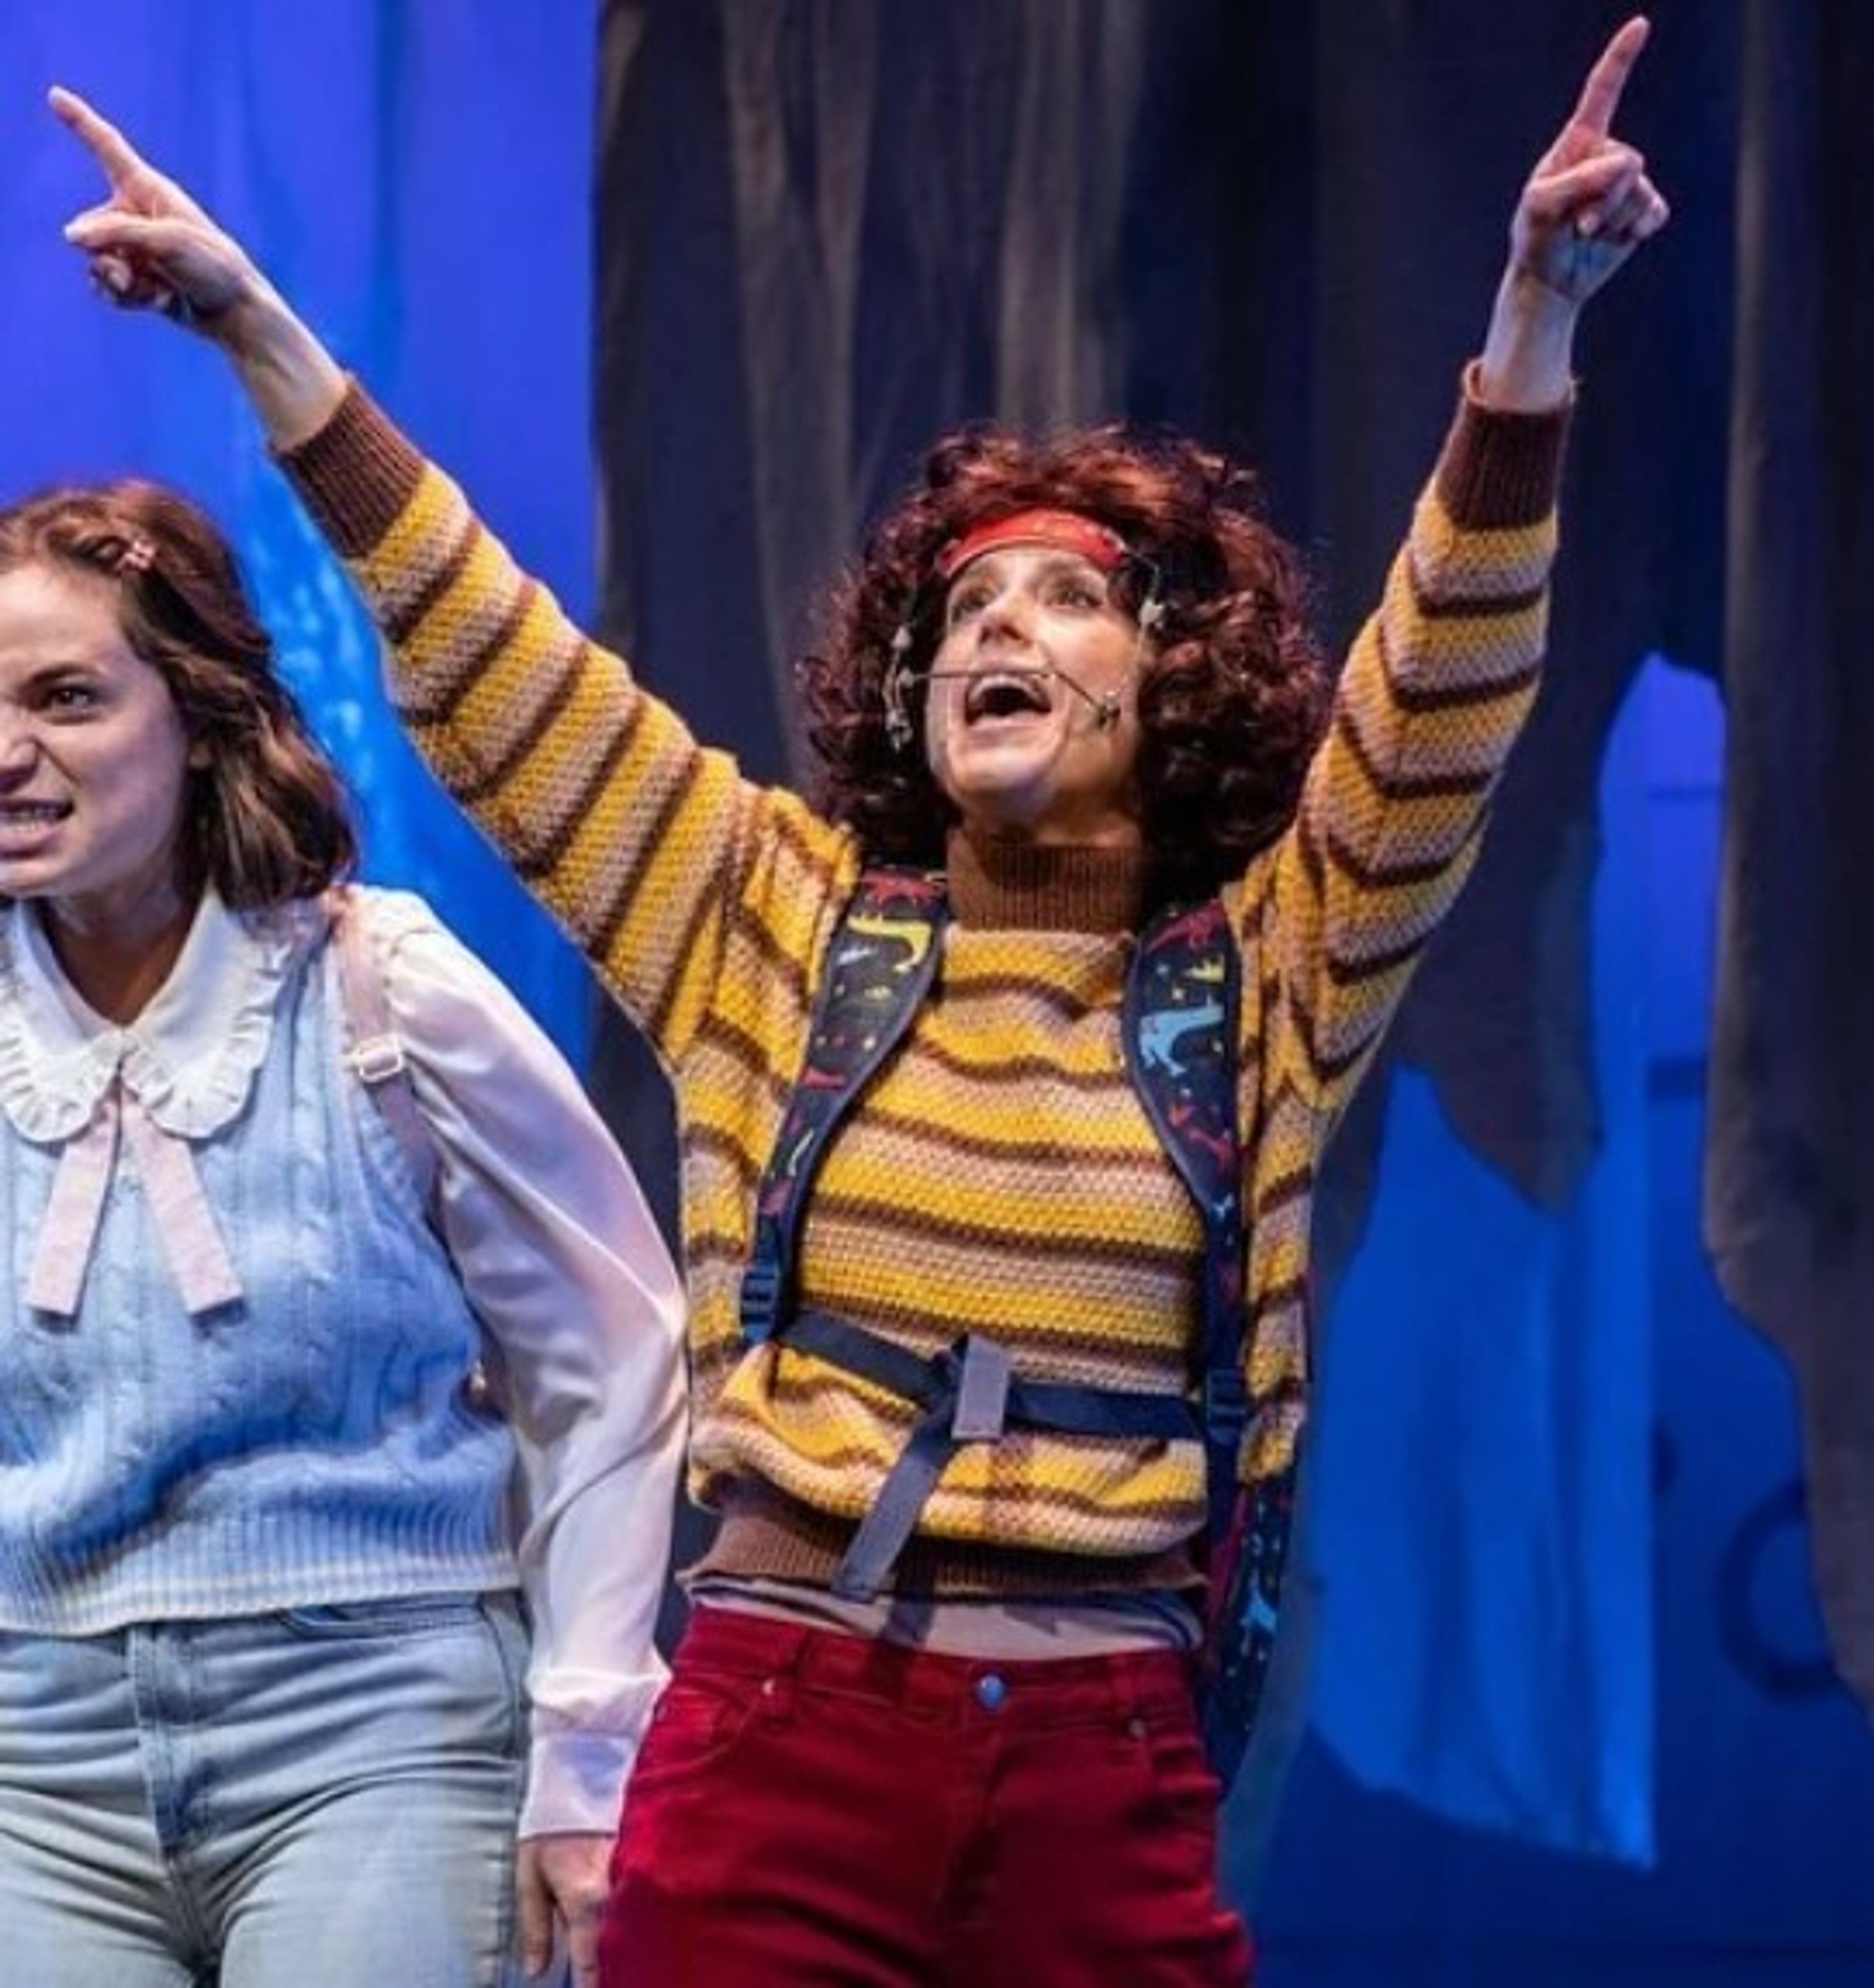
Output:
top-left (800, 425), bottom-right (1329, 907)
top-left (0, 480), bottom-right (356, 908)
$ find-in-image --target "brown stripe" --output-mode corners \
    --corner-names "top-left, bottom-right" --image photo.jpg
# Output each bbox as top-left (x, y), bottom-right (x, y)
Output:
top-left (941, 973), bottom-right (1114, 1024)
top-left (1385, 657), bottom-right (1542, 719)
top-left (1252, 1166), bottom-right (1313, 1219)
top-left (448, 616), bottom-right (580, 810)
top-left (589, 754), bottom-right (705, 992)
top-left (382, 514), bottom-right (483, 652)
top-left (1433, 386), bottom-right (1570, 529)
top-left (1251, 1270), bottom-right (1310, 1316)
top-left (832, 1105), bottom-right (1171, 1174)
top-left (1404, 568), bottom-right (1548, 627)
top-left (1321, 817), bottom-right (1482, 893)
top-left (690, 1236), bottom-right (756, 1276)
top-left (494, 695), bottom-right (638, 879)
top-left (1324, 927), bottom-right (1437, 989)
top-left (807, 1192), bottom-right (1196, 1277)
top-left (275, 382), bottom-right (428, 557)
top-left (770, 806), bottom-right (845, 890)
top-left (690, 1337), bottom-right (746, 1385)
top-left (684, 1123), bottom-right (769, 1192)
top-left (722, 895), bottom-right (815, 1018)
top-left (643, 855), bottom-right (745, 1047)
top-left (691, 1013), bottom-right (796, 1101)
top-left (890, 1037), bottom-right (1142, 1093)
top-left (1283, 985), bottom-right (1374, 1088)
top-left (1337, 699), bottom-right (1507, 802)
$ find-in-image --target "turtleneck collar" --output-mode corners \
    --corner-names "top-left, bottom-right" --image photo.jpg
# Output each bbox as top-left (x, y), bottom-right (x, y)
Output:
top-left (943, 826), bottom-right (1146, 935)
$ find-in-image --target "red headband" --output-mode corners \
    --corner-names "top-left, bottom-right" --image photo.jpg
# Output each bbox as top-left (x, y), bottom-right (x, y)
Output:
top-left (935, 508), bottom-right (1129, 584)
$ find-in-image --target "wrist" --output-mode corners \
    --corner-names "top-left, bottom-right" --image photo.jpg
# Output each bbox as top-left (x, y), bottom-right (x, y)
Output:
top-left (1476, 266), bottom-right (1578, 412)
top-left (217, 285), bottom-right (348, 448)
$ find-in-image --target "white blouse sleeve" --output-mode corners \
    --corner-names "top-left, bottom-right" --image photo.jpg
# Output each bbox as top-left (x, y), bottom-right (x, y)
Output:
top-left (372, 898), bottom-right (686, 1838)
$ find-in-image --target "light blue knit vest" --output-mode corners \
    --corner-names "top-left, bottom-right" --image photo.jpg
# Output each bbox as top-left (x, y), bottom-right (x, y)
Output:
top-left (0, 901), bottom-right (517, 1633)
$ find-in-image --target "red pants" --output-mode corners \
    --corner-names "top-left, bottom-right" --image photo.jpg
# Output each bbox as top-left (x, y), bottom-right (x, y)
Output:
top-left (599, 1605), bottom-right (1253, 1987)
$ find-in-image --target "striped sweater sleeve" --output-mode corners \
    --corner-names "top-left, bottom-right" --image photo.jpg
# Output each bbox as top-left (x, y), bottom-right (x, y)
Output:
top-left (279, 383), bottom-right (854, 1068)
top-left (1244, 373), bottom-right (1568, 1116)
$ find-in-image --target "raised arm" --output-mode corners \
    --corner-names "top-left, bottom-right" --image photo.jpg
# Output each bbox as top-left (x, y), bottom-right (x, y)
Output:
top-left (48, 86), bottom-right (856, 1069)
top-left (1249, 17), bottom-right (1669, 1115)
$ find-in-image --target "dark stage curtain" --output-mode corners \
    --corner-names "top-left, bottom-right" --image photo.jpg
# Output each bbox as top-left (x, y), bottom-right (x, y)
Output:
top-left (1704, 0), bottom-right (1874, 1720)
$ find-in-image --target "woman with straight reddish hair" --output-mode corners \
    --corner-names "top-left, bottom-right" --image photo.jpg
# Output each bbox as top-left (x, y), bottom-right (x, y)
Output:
top-left (50, 18), bottom-right (1667, 1983)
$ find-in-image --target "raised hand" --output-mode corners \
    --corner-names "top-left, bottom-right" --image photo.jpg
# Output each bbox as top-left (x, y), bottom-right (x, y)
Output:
top-left (1508, 16), bottom-right (1670, 309)
top-left (48, 85), bottom-right (346, 445)
top-left (50, 86), bottom-right (266, 331)
top-left (1476, 16), bottom-right (1669, 409)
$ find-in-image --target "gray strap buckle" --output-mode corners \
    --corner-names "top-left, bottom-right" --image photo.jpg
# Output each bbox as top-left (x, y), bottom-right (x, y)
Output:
top-left (951, 1334), bottom-right (1013, 1440)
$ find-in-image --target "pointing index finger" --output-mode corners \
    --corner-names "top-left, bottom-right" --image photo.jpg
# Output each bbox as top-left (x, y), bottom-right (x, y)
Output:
top-left (1570, 16), bottom-right (1650, 139)
top-left (47, 86), bottom-right (151, 190)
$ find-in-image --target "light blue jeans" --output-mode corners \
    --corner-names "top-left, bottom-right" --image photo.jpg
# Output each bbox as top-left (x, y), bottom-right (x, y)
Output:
top-left (0, 1594), bottom-right (529, 1988)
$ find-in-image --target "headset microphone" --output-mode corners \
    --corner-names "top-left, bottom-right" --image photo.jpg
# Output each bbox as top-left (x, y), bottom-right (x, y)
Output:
top-left (924, 666), bottom-right (1122, 730)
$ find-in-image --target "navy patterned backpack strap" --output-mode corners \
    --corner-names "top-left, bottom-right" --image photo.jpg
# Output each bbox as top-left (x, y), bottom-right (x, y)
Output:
top-left (1122, 899), bottom-right (1245, 1544)
top-left (1124, 896), bottom-right (1291, 1793)
top-left (1201, 1455), bottom-right (1300, 1792)
top-left (738, 868), bottom-right (948, 1343)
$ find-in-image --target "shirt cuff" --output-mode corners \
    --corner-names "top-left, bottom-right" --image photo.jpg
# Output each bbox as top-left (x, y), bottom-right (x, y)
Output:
top-left (1437, 360), bottom-right (1574, 529)
top-left (520, 1725), bottom-right (642, 1839)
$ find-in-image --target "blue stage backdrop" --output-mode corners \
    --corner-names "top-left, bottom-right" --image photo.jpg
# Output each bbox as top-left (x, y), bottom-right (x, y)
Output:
top-left (8, 5), bottom-right (1874, 1983)
top-left (4, 0), bottom-right (596, 1059)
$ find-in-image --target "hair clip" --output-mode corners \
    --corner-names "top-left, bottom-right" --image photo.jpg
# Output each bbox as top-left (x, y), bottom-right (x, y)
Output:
top-left (118, 536), bottom-right (157, 576)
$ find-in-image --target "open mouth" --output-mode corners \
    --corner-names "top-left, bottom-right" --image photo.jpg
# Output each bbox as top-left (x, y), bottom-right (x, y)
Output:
top-left (0, 802), bottom-right (69, 829)
top-left (963, 670), bottom-right (1053, 725)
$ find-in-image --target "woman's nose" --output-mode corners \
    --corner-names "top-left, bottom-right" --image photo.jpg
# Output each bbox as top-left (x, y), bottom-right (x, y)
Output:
top-left (0, 713), bottom-right (41, 779)
top-left (978, 589), bottom-right (1034, 642)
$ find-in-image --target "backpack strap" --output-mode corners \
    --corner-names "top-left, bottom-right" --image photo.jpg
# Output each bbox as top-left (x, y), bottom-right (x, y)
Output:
top-left (735, 870), bottom-right (1293, 1791)
top-left (738, 868), bottom-right (947, 1343)
top-left (323, 884), bottom-right (442, 1221)
top-left (738, 866), bottom-right (1192, 1598)
top-left (786, 1309), bottom-right (1202, 1600)
top-left (1122, 900), bottom-right (1247, 1547)
top-left (1125, 898), bottom-right (1292, 1793)
top-left (1201, 1459), bottom-right (1299, 1790)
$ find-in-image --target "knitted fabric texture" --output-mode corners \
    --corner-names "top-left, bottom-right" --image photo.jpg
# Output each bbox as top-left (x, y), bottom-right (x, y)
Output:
top-left (284, 382), bottom-right (1565, 1585)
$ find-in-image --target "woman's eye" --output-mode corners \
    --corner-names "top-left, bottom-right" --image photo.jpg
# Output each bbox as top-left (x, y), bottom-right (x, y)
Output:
top-left (1049, 579), bottom-right (1102, 612)
top-left (946, 586), bottom-right (993, 625)
top-left (44, 684), bottom-right (100, 713)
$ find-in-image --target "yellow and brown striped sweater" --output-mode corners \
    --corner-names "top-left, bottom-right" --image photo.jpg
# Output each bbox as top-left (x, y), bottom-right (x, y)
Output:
top-left (283, 376), bottom-right (1565, 1593)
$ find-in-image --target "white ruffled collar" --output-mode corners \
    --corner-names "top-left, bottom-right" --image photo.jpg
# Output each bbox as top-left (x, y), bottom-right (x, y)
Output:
top-left (0, 891), bottom-right (322, 1145)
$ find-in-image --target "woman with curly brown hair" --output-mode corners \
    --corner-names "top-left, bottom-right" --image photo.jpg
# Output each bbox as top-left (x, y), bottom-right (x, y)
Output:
top-left (0, 476), bottom-right (684, 1988)
top-left (804, 425), bottom-right (1328, 907)
top-left (51, 15), bottom-right (1667, 1984)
